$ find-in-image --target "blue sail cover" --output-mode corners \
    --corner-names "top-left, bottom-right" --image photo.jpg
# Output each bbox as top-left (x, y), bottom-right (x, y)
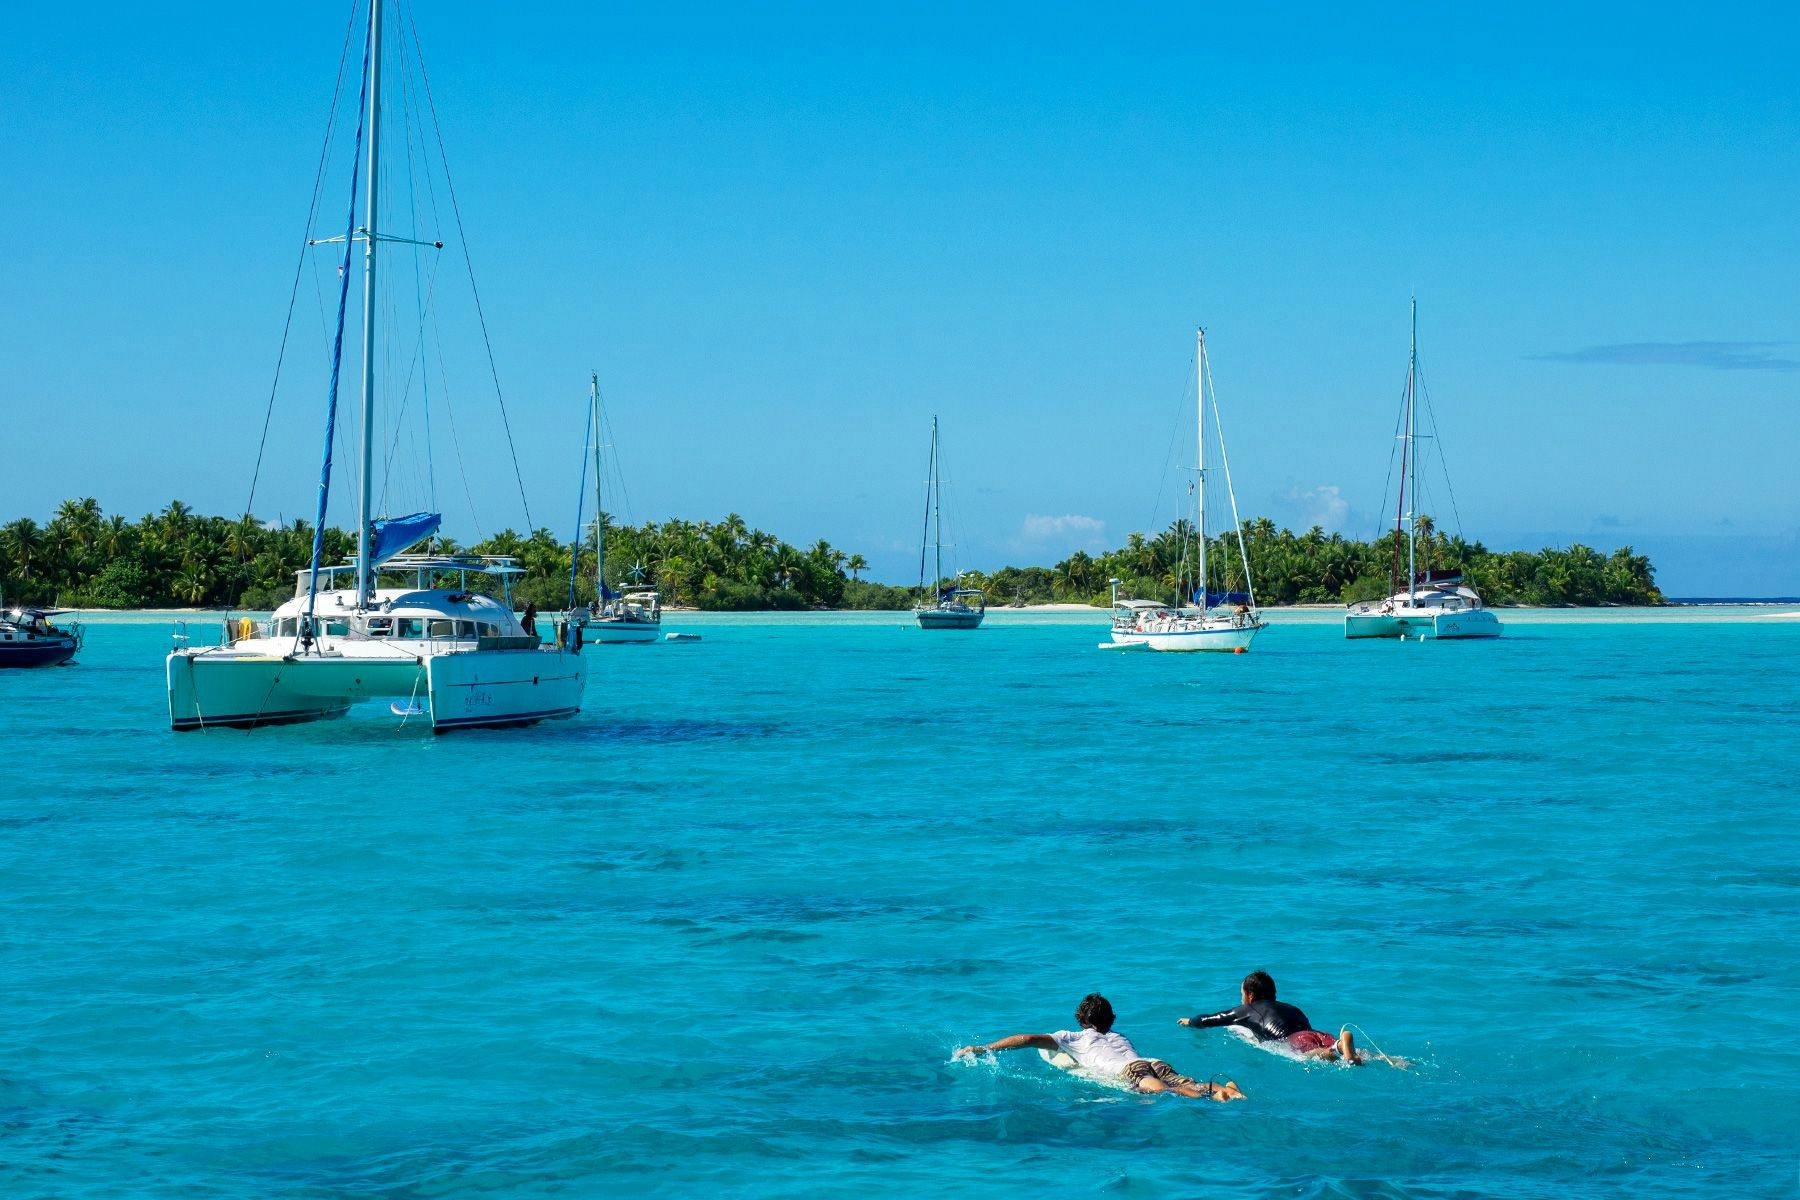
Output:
top-left (370, 512), bottom-right (441, 565)
top-left (1195, 589), bottom-right (1252, 606)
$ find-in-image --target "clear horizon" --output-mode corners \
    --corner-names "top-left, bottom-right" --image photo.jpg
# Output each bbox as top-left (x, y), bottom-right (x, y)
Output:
top-left (3, 2), bottom-right (1795, 595)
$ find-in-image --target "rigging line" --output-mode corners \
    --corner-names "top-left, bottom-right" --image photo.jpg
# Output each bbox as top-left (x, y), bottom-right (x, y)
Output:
top-left (394, 6), bottom-right (436, 512)
top-left (405, 2), bottom-right (533, 529)
top-left (568, 387), bottom-right (594, 611)
top-left (1201, 345), bottom-right (1257, 611)
top-left (1146, 353), bottom-right (1197, 549)
top-left (305, 16), bottom-right (373, 631)
top-left (596, 385), bottom-right (635, 521)
top-left (1374, 367), bottom-right (1407, 541)
top-left (1415, 363), bottom-right (1466, 538)
top-left (431, 304), bottom-right (484, 541)
top-left (916, 423), bottom-right (934, 595)
top-left (375, 256), bottom-right (443, 509)
top-left (245, 0), bottom-right (361, 519)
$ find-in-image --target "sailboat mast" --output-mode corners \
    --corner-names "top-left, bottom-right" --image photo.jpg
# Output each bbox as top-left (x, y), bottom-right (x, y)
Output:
top-left (1406, 298), bottom-right (1418, 604)
top-left (591, 372), bottom-right (604, 606)
top-left (354, 0), bottom-right (384, 608)
top-left (931, 416), bottom-right (943, 595)
top-left (1196, 327), bottom-right (1208, 613)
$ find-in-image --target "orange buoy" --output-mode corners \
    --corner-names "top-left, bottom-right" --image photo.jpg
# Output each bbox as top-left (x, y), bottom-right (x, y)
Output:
top-left (1233, 646), bottom-right (1247, 654)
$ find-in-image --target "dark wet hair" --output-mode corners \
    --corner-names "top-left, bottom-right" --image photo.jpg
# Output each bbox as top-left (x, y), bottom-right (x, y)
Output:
top-left (1243, 971), bottom-right (1276, 1002)
top-left (1075, 993), bottom-right (1115, 1033)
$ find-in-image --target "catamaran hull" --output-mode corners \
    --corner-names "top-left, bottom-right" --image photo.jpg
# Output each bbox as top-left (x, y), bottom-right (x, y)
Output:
top-left (915, 609), bottom-right (984, 630)
top-left (1110, 625), bottom-right (1259, 652)
top-left (425, 649), bottom-right (586, 730)
top-left (1344, 609), bottom-right (1502, 640)
top-left (166, 652), bottom-right (400, 730)
top-left (168, 648), bottom-right (586, 732)
top-left (586, 620), bottom-right (660, 644)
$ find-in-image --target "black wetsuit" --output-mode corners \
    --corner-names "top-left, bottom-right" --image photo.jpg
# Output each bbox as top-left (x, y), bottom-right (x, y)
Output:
top-left (1189, 999), bottom-right (1314, 1042)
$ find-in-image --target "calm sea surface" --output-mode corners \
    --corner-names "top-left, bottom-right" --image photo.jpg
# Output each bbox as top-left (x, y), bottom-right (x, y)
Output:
top-left (3, 611), bottom-right (1796, 1198)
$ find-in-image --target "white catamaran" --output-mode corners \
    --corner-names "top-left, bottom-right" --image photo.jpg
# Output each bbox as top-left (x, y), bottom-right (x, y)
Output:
top-left (1108, 328), bottom-right (1262, 652)
top-left (913, 416), bottom-right (985, 630)
top-left (166, 0), bottom-right (587, 731)
top-left (580, 373), bottom-right (662, 643)
top-left (1344, 302), bottom-right (1501, 641)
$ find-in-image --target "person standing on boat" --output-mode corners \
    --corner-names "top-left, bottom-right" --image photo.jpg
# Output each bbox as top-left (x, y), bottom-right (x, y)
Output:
top-left (958, 993), bottom-right (1245, 1100)
top-left (1180, 971), bottom-right (1408, 1067)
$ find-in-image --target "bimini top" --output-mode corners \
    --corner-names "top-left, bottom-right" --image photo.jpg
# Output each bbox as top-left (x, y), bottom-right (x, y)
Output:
top-left (1113, 599), bottom-right (1170, 612)
top-left (293, 553), bottom-right (525, 585)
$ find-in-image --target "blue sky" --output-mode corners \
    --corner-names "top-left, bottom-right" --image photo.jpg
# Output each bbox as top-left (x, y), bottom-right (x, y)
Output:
top-left (3, 2), bottom-right (1796, 594)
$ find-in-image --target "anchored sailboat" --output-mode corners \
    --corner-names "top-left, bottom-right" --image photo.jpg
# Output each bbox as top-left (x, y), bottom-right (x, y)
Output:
top-left (166, 0), bottom-right (587, 731)
top-left (1108, 328), bottom-right (1262, 652)
top-left (580, 373), bottom-right (662, 643)
top-left (912, 416), bottom-right (985, 629)
top-left (1344, 302), bottom-right (1501, 640)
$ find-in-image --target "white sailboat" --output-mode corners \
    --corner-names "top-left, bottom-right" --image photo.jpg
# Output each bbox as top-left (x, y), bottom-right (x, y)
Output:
top-left (913, 416), bottom-right (985, 630)
top-left (580, 373), bottom-right (662, 644)
top-left (166, 0), bottom-right (587, 731)
top-left (1345, 302), bottom-right (1501, 641)
top-left (1108, 328), bottom-right (1262, 652)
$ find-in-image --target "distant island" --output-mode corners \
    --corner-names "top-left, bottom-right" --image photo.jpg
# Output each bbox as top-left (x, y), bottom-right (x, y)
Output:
top-left (1, 498), bottom-right (1663, 611)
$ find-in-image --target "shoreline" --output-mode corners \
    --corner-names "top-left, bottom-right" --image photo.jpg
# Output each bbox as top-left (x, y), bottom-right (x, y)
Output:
top-left (54, 602), bottom-right (1800, 625)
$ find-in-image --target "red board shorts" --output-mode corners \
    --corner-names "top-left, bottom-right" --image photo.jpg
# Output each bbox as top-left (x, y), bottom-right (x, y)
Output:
top-left (1287, 1030), bottom-right (1337, 1053)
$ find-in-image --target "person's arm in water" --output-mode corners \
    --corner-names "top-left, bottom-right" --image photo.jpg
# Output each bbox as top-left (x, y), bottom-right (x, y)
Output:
top-left (956, 1034), bottom-right (1058, 1057)
top-left (1179, 1005), bottom-right (1250, 1030)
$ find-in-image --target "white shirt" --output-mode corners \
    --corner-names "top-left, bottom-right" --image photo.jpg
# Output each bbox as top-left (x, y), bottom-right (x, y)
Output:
top-left (1050, 1028), bottom-right (1142, 1076)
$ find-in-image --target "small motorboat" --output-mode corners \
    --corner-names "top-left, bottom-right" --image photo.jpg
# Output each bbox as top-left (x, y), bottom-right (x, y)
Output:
top-left (0, 602), bottom-right (82, 668)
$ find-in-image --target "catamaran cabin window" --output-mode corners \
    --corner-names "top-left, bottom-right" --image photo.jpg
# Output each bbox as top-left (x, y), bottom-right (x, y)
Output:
top-left (477, 622), bottom-right (498, 638)
top-left (276, 618), bottom-right (298, 637)
top-left (365, 617), bottom-right (393, 636)
top-left (325, 621), bottom-right (349, 636)
top-left (428, 619), bottom-right (456, 638)
top-left (454, 620), bottom-right (476, 636)
top-left (395, 618), bottom-right (423, 638)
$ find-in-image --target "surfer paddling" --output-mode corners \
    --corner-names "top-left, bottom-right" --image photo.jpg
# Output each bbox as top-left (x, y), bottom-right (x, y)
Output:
top-left (1179, 971), bottom-right (1409, 1068)
top-left (958, 993), bottom-right (1245, 1101)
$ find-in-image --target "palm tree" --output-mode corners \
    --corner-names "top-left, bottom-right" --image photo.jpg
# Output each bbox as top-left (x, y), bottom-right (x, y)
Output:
top-left (845, 553), bottom-right (867, 582)
top-left (2, 518), bottom-right (43, 580)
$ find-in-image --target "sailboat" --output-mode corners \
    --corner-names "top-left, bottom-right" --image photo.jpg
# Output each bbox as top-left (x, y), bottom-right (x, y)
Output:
top-left (1108, 328), bottom-right (1262, 652)
top-left (165, 0), bottom-right (587, 731)
top-left (1344, 302), bottom-right (1501, 640)
top-left (912, 417), bottom-right (986, 629)
top-left (581, 373), bottom-right (662, 643)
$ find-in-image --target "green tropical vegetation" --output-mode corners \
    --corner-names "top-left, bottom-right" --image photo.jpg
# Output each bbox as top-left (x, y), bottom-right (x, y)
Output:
top-left (1, 498), bottom-right (1662, 611)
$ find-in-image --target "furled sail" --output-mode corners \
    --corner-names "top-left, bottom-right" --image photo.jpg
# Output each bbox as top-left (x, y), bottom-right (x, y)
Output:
top-left (369, 512), bottom-right (441, 565)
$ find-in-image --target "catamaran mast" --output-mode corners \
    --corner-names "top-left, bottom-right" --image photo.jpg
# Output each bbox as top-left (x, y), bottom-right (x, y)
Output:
top-left (354, 0), bottom-right (384, 609)
top-left (1406, 298), bottom-right (1418, 604)
top-left (1196, 328), bottom-right (1208, 614)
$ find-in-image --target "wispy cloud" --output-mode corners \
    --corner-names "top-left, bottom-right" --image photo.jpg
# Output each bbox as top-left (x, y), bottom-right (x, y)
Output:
top-left (1528, 341), bottom-right (1800, 371)
top-left (1020, 513), bottom-right (1106, 542)
top-left (1278, 484), bottom-right (1356, 533)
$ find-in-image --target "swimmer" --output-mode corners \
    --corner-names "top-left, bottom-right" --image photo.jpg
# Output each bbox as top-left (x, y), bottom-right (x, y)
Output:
top-left (958, 992), bottom-right (1245, 1100)
top-left (1179, 971), bottom-right (1409, 1068)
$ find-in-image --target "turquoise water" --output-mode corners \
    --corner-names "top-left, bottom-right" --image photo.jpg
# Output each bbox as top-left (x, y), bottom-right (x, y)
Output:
top-left (3, 613), bottom-right (1796, 1198)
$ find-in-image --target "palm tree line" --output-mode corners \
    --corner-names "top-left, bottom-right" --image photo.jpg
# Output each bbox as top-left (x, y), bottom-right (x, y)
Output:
top-left (1, 498), bottom-right (1659, 610)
